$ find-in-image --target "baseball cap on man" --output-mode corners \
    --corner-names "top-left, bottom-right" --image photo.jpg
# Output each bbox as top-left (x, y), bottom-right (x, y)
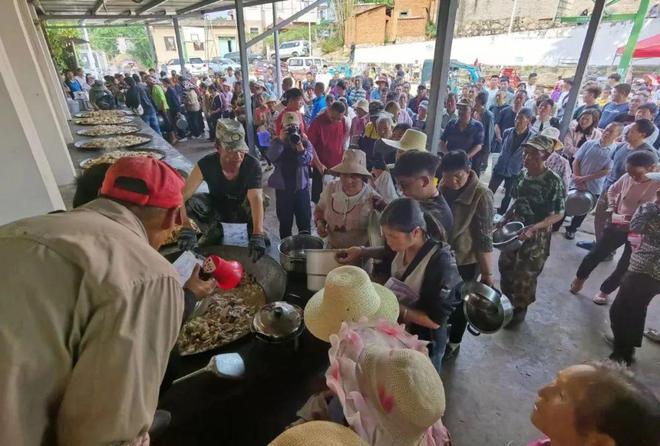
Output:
top-left (100, 157), bottom-right (184, 209)
top-left (216, 119), bottom-right (249, 152)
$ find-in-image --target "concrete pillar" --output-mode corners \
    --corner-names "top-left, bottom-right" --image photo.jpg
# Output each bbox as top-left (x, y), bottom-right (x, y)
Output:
top-left (0, 38), bottom-right (65, 224)
top-left (0, 0), bottom-right (75, 186)
top-left (28, 4), bottom-right (74, 130)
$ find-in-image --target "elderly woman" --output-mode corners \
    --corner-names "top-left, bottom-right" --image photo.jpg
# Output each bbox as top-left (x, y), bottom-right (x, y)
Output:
top-left (439, 151), bottom-right (495, 359)
top-left (498, 135), bottom-right (565, 324)
top-left (563, 109), bottom-right (602, 161)
top-left (315, 149), bottom-right (381, 249)
top-left (390, 97), bottom-right (413, 126)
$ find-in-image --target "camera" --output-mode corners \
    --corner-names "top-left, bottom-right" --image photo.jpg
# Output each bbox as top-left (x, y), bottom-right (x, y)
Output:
top-left (286, 124), bottom-right (301, 145)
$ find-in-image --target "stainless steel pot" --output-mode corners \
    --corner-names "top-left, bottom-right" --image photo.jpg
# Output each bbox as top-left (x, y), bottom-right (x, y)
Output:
top-left (565, 190), bottom-right (596, 217)
top-left (492, 221), bottom-right (525, 252)
top-left (278, 235), bottom-right (324, 274)
top-left (461, 281), bottom-right (514, 335)
top-left (305, 249), bottom-right (342, 291)
top-left (252, 301), bottom-right (305, 354)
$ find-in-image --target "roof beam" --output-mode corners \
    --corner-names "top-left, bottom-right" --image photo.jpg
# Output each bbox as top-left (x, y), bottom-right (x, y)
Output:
top-left (136, 0), bottom-right (170, 15)
top-left (91, 0), bottom-right (106, 15)
top-left (176, 0), bottom-right (227, 15)
top-left (245, 0), bottom-right (322, 47)
top-left (198, 0), bottom-right (284, 15)
top-left (40, 13), bottom-right (170, 21)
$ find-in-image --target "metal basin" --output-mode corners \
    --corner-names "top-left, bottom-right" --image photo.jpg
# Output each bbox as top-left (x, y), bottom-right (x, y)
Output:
top-left (461, 281), bottom-right (513, 335)
top-left (492, 221), bottom-right (524, 252)
top-left (565, 190), bottom-right (595, 217)
top-left (278, 235), bottom-right (324, 274)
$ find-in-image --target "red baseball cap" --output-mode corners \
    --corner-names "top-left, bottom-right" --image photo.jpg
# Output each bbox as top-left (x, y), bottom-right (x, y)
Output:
top-left (100, 157), bottom-right (184, 209)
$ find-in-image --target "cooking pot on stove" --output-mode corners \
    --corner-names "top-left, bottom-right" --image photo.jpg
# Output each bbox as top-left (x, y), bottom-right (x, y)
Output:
top-left (278, 234), bottom-right (324, 274)
top-left (461, 281), bottom-right (513, 335)
top-left (252, 301), bottom-right (305, 352)
top-left (565, 189), bottom-right (595, 217)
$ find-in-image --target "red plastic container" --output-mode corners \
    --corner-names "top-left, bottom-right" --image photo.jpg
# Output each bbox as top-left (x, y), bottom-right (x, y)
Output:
top-left (201, 255), bottom-right (244, 290)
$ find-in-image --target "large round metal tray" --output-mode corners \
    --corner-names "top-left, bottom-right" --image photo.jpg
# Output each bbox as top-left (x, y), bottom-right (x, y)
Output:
top-left (74, 110), bottom-right (134, 118)
top-left (76, 125), bottom-right (140, 137)
top-left (73, 133), bottom-right (152, 150)
top-left (79, 148), bottom-right (166, 169)
top-left (166, 245), bottom-right (287, 356)
top-left (74, 116), bottom-right (136, 125)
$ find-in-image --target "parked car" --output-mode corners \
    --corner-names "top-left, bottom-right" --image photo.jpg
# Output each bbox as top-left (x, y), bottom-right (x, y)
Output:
top-left (223, 51), bottom-right (263, 64)
top-left (286, 57), bottom-right (326, 80)
top-left (166, 57), bottom-right (208, 76)
top-left (208, 57), bottom-right (241, 74)
top-left (271, 40), bottom-right (310, 60)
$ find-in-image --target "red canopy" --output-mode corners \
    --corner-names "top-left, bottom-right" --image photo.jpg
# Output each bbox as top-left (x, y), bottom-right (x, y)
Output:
top-left (616, 34), bottom-right (660, 58)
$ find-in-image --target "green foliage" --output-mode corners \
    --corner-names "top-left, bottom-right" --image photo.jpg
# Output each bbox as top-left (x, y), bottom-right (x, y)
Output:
top-left (321, 34), bottom-right (344, 54)
top-left (88, 26), bottom-right (155, 69)
top-left (45, 26), bottom-right (80, 73)
top-left (425, 20), bottom-right (437, 38)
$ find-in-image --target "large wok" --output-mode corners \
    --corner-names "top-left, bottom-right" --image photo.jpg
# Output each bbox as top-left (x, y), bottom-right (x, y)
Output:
top-left (166, 245), bottom-right (287, 303)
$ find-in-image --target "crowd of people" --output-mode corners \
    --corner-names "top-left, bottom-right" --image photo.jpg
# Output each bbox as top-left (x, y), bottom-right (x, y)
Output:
top-left (6, 64), bottom-right (660, 445)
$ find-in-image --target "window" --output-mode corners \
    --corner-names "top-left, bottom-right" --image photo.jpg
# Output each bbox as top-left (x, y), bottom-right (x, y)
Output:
top-left (249, 27), bottom-right (259, 34)
top-left (399, 10), bottom-right (409, 17)
top-left (281, 42), bottom-right (294, 48)
top-left (193, 42), bottom-right (204, 51)
top-left (189, 57), bottom-right (204, 64)
top-left (164, 36), bottom-right (176, 51)
top-left (190, 33), bottom-right (200, 42)
top-left (288, 58), bottom-right (303, 66)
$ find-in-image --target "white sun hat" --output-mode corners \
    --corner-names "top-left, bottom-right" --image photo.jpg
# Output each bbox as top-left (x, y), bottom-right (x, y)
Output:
top-left (304, 266), bottom-right (399, 342)
top-left (268, 421), bottom-right (367, 446)
top-left (381, 129), bottom-right (428, 152)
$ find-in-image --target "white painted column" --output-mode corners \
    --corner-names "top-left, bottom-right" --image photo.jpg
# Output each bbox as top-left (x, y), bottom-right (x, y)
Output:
top-left (0, 0), bottom-right (75, 185)
top-left (28, 4), bottom-right (73, 128)
top-left (0, 39), bottom-right (65, 224)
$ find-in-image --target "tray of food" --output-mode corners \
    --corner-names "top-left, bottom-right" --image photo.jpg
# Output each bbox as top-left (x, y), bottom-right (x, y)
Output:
top-left (74, 116), bottom-right (136, 126)
top-left (163, 220), bottom-right (201, 246)
top-left (74, 110), bottom-right (134, 118)
top-left (177, 273), bottom-right (267, 355)
top-left (76, 125), bottom-right (140, 137)
top-left (79, 149), bottom-right (167, 169)
top-left (74, 133), bottom-right (152, 150)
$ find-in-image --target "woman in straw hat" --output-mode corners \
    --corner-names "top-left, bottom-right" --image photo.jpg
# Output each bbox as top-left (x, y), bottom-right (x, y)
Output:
top-left (497, 135), bottom-right (565, 325)
top-left (540, 127), bottom-right (571, 232)
top-left (291, 320), bottom-right (452, 446)
top-left (269, 421), bottom-right (368, 446)
top-left (314, 149), bottom-right (382, 249)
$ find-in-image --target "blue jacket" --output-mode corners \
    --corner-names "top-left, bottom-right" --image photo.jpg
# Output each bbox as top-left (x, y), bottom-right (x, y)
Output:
top-left (493, 127), bottom-right (532, 177)
top-left (267, 138), bottom-right (314, 191)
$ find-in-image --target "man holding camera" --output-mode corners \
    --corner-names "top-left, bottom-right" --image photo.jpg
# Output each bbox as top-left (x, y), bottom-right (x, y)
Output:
top-left (268, 112), bottom-right (314, 239)
top-left (308, 101), bottom-right (348, 203)
top-left (180, 119), bottom-right (267, 261)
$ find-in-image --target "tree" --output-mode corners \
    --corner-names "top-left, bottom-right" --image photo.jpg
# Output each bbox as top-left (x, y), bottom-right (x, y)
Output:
top-left (45, 27), bottom-right (81, 73)
top-left (89, 26), bottom-right (155, 69)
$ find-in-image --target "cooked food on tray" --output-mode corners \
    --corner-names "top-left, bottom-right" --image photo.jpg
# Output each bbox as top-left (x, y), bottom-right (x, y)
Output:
top-left (76, 135), bottom-right (150, 150)
top-left (178, 274), bottom-right (266, 355)
top-left (81, 150), bottom-right (165, 169)
top-left (75, 116), bottom-right (135, 125)
top-left (77, 125), bottom-right (140, 137)
top-left (75, 110), bottom-right (131, 118)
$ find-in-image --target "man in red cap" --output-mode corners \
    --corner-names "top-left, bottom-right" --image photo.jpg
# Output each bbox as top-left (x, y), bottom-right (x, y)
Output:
top-left (0, 157), bottom-right (207, 445)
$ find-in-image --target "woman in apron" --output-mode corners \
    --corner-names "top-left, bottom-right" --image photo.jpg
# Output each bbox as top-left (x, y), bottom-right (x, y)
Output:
top-left (315, 149), bottom-right (381, 249)
top-left (379, 198), bottom-right (462, 371)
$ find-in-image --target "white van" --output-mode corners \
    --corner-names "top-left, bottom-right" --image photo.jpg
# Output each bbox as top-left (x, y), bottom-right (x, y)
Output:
top-left (287, 57), bottom-right (326, 80)
top-left (272, 40), bottom-right (310, 59)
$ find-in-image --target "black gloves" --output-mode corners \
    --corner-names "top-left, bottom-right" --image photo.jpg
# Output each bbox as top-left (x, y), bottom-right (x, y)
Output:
top-left (248, 234), bottom-right (267, 262)
top-left (178, 227), bottom-right (198, 252)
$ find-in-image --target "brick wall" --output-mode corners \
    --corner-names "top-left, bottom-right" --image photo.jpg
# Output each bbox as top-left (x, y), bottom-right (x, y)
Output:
top-left (345, 7), bottom-right (389, 45)
top-left (396, 17), bottom-right (428, 37)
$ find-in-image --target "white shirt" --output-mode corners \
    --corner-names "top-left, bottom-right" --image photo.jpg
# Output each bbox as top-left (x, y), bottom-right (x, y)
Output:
top-left (317, 72), bottom-right (333, 89)
top-left (389, 245), bottom-right (439, 305)
top-left (526, 83), bottom-right (536, 101)
top-left (373, 170), bottom-right (398, 204)
top-left (225, 74), bottom-right (237, 87)
top-left (75, 75), bottom-right (91, 92)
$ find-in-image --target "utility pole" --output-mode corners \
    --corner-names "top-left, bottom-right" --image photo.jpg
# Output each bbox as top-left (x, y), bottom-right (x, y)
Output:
top-left (617, 0), bottom-right (650, 78)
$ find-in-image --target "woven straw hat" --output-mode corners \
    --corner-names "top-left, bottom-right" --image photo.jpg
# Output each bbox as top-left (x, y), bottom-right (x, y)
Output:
top-left (269, 421), bottom-right (367, 446)
top-left (540, 127), bottom-right (564, 150)
top-left (381, 129), bottom-right (428, 152)
top-left (328, 149), bottom-right (372, 177)
top-left (304, 266), bottom-right (399, 342)
top-left (358, 345), bottom-right (446, 445)
top-left (354, 99), bottom-right (369, 114)
top-left (281, 111), bottom-right (300, 127)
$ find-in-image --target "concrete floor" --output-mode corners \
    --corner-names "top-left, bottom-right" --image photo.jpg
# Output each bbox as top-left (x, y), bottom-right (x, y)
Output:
top-left (65, 136), bottom-right (660, 445)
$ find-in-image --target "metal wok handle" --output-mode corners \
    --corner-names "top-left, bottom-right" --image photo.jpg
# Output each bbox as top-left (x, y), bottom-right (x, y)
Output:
top-left (466, 324), bottom-right (482, 337)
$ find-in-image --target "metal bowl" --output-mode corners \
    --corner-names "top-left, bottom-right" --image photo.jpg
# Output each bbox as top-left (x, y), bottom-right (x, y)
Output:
top-left (492, 221), bottom-right (524, 252)
top-left (278, 234), bottom-right (324, 274)
top-left (565, 190), bottom-right (595, 217)
top-left (461, 281), bottom-right (513, 335)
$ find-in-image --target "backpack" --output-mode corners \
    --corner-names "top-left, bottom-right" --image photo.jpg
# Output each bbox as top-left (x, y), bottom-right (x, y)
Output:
top-left (184, 89), bottom-right (201, 112)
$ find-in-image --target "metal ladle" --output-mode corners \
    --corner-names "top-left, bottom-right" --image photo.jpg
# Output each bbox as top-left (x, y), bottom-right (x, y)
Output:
top-left (172, 353), bottom-right (245, 384)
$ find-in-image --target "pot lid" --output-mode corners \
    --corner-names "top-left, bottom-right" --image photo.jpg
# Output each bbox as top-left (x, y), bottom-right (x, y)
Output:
top-left (252, 301), bottom-right (303, 339)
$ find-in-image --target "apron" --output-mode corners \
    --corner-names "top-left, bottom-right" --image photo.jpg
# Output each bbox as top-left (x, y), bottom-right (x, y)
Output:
top-left (324, 184), bottom-right (373, 249)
